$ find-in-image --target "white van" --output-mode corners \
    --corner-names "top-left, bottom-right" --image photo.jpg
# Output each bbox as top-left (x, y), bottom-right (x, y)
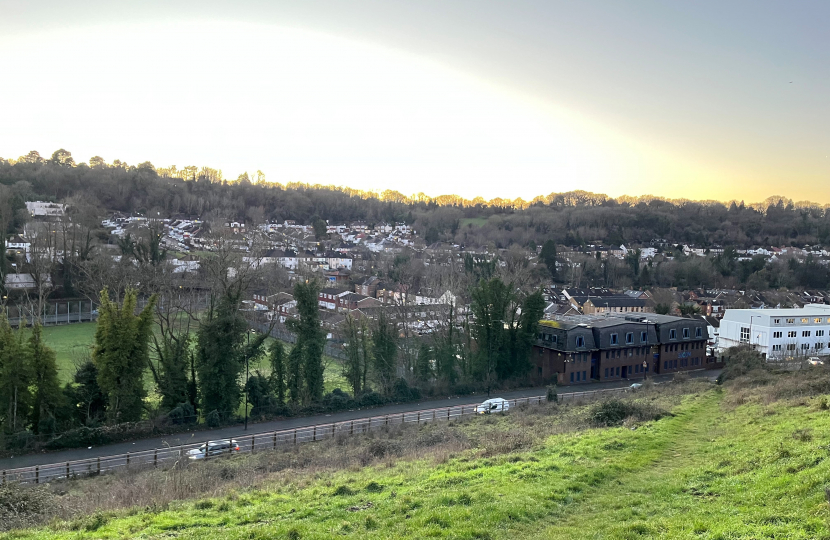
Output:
top-left (475, 398), bottom-right (510, 414)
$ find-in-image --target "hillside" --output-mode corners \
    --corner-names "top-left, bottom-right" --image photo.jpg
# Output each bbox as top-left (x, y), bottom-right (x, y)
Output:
top-left (3, 370), bottom-right (829, 539)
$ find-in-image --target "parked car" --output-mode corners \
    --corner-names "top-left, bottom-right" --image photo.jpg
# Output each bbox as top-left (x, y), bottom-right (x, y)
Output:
top-left (187, 439), bottom-right (240, 460)
top-left (475, 398), bottom-right (510, 414)
top-left (808, 357), bottom-right (824, 366)
top-left (629, 383), bottom-right (643, 389)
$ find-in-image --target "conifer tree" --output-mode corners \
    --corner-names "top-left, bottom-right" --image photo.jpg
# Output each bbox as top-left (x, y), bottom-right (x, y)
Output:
top-left (0, 315), bottom-right (31, 432)
top-left (28, 323), bottom-right (62, 433)
top-left (93, 288), bottom-right (157, 422)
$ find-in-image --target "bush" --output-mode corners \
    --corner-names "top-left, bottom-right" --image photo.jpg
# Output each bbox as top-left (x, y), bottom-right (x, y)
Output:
top-left (167, 402), bottom-right (196, 425)
top-left (323, 389), bottom-right (357, 411)
top-left (392, 378), bottom-right (421, 402)
top-left (718, 345), bottom-right (767, 383)
top-left (205, 410), bottom-right (221, 428)
top-left (0, 483), bottom-right (54, 532)
top-left (359, 391), bottom-right (385, 408)
top-left (590, 399), bottom-right (668, 426)
top-left (546, 385), bottom-right (558, 402)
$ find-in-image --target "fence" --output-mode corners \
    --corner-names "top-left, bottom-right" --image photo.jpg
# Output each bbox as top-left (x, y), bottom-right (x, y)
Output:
top-left (0, 386), bottom-right (628, 485)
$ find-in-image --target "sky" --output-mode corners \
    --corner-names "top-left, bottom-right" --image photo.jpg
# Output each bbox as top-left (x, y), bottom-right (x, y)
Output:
top-left (0, 1), bottom-right (828, 203)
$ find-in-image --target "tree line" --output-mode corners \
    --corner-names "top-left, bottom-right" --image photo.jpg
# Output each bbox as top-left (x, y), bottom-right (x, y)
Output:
top-left (3, 149), bottom-right (830, 251)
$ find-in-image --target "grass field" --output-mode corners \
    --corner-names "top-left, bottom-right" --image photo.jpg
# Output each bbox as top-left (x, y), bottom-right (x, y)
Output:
top-left (460, 217), bottom-right (488, 228)
top-left (40, 323), bottom-right (349, 397)
top-left (6, 372), bottom-right (830, 539)
top-left (40, 323), bottom-right (97, 384)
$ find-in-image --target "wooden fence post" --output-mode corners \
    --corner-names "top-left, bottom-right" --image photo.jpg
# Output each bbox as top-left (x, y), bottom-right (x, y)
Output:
top-left (97, 457), bottom-right (101, 474)
top-left (251, 435), bottom-right (256, 454)
top-left (35, 466), bottom-right (39, 484)
top-left (293, 429), bottom-right (297, 444)
top-left (273, 432), bottom-right (277, 449)
top-left (417, 411), bottom-right (421, 424)
top-left (66, 462), bottom-right (70, 478)
top-left (350, 421), bottom-right (354, 435)
top-left (313, 426), bottom-right (316, 441)
top-left (126, 453), bottom-right (130, 466)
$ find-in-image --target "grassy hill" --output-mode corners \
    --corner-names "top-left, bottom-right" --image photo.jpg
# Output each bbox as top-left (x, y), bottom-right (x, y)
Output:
top-left (4, 369), bottom-right (830, 539)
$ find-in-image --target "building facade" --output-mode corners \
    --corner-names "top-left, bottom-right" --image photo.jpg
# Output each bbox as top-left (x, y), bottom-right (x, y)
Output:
top-left (719, 305), bottom-right (830, 359)
top-left (534, 313), bottom-right (710, 385)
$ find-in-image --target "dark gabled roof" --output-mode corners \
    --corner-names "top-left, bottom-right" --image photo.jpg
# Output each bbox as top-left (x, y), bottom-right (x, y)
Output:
top-left (583, 297), bottom-right (646, 308)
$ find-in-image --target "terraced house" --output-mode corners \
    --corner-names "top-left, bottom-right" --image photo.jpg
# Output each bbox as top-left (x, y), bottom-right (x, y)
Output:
top-left (534, 313), bottom-right (711, 385)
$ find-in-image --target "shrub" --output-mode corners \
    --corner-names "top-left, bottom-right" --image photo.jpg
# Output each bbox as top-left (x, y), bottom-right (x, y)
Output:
top-left (323, 389), bottom-right (357, 411)
top-left (359, 391), bottom-right (385, 408)
top-left (546, 385), bottom-right (558, 402)
top-left (392, 378), bottom-right (421, 402)
top-left (205, 410), bottom-right (221, 428)
top-left (167, 402), bottom-right (196, 425)
top-left (0, 484), bottom-right (54, 532)
top-left (589, 399), bottom-right (668, 426)
top-left (718, 345), bottom-right (767, 383)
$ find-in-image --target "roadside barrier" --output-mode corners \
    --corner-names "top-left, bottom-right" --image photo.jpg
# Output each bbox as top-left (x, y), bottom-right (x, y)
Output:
top-left (1, 386), bottom-right (628, 485)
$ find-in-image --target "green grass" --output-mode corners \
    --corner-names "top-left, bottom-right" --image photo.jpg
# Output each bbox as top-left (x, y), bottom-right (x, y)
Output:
top-left (40, 323), bottom-right (96, 384)
top-left (460, 217), bottom-right (487, 228)
top-left (10, 382), bottom-right (830, 539)
top-left (40, 323), bottom-right (348, 408)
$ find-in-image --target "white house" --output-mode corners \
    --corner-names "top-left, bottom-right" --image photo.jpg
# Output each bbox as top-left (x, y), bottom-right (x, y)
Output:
top-left (719, 305), bottom-right (830, 359)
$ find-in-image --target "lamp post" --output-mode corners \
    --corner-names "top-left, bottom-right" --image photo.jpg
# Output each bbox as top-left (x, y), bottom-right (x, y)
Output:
top-left (749, 315), bottom-right (758, 350)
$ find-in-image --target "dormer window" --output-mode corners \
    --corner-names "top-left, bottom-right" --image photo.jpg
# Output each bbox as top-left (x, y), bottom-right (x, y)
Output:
top-left (626, 332), bottom-right (633, 344)
top-left (669, 329), bottom-right (677, 340)
top-left (641, 331), bottom-right (648, 343)
top-left (576, 336), bottom-right (585, 348)
top-left (610, 333), bottom-right (618, 345)
top-left (682, 328), bottom-right (690, 339)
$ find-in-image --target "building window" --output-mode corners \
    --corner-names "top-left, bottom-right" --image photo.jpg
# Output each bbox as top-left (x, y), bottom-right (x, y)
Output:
top-left (788, 331), bottom-right (797, 338)
top-left (576, 336), bottom-right (585, 348)
top-left (683, 328), bottom-right (690, 339)
top-left (787, 318), bottom-right (795, 324)
top-left (670, 329), bottom-right (677, 340)
top-left (570, 372), bottom-right (574, 383)
top-left (802, 343), bottom-right (810, 350)
top-left (626, 332), bottom-right (633, 344)
top-left (610, 333), bottom-right (618, 345)
top-left (774, 318), bottom-right (781, 324)
top-left (740, 327), bottom-right (750, 343)
top-left (817, 330), bottom-right (825, 337)
top-left (772, 344), bottom-right (782, 351)
top-left (773, 331), bottom-right (782, 338)
top-left (576, 371), bottom-right (580, 382)
top-left (641, 331), bottom-right (648, 343)
top-left (664, 361), bottom-right (668, 369)
top-left (803, 331), bottom-right (811, 337)
top-left (787, 344), bottom-right (796, 351)
top-left (604, 368), bottom-right (609, 377)
top-left (583, 370), bottom-right (587, 381)
top-left (816, 318), bottom-right (823, 324)
top-left (695, 327), bottom-right (703, 338)
top-left (802, 318), bottom-right (809, 323)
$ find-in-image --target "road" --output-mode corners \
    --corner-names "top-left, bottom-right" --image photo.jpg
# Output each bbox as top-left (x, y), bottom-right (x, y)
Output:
top-left (0, 369), bottom-right (719, 471)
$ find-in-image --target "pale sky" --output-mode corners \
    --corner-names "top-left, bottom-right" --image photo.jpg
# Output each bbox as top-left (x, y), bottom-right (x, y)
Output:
top-left (0, 1), bottom-right (827, 202)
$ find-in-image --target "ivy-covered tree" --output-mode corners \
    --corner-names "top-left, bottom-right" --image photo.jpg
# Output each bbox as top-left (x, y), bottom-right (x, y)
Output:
top-left (342, 314), bottom-right (370, 396)
top-left (149, 333), bottom-right (192, 412)
top-left (286, 280), bottom-right (325, 403)
top-left (196, 288), bottom-right (270, 419)
top-left (28, 323), bottom-right (62, 433)
top-left (539, 239), bottom-right (557, 280)
top-left (0, 315), bottom-right (31, 432)
top-left (371, 310), bottom-right (398, 395)
top-left (195, 291), bottom-right (246, 418)
top-left (268, 340), bottom-right (287, 405)
top-left (93, 288), bottom-right (157, 423)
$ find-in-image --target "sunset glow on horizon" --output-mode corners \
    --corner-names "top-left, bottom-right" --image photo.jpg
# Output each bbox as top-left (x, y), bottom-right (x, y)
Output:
top-left (1, 3), bottom-right (827, 203)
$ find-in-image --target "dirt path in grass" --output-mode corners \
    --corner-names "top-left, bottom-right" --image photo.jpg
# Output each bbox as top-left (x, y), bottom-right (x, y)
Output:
top-left (526, 391), bottom-right (727, 539)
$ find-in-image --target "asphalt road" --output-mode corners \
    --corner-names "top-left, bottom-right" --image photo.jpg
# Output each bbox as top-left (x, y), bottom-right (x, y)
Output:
top-left (0, 369), bottom-right (720, 471)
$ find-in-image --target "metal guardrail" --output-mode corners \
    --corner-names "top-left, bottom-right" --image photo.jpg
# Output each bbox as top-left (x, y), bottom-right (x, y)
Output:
top-left (0, 386), bottom-right (628, 485)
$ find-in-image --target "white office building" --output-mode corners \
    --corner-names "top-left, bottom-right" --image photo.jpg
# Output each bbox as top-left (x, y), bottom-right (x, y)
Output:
top-left (720, 305), bottom-right (830, 359)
